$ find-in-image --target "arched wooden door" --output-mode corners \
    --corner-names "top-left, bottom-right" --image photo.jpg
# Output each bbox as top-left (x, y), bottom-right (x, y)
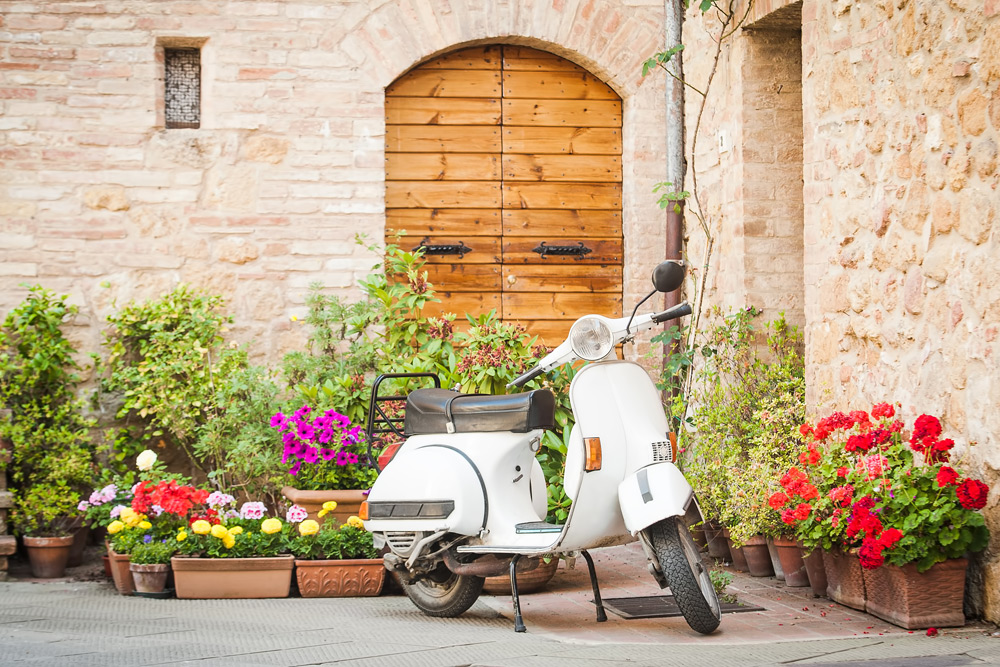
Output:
top-left (385, 45), bottom-right (622, 345)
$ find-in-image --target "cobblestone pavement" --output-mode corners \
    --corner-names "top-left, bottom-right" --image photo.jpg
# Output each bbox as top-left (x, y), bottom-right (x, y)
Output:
top-left (1, 544), bottom-right (998, 666)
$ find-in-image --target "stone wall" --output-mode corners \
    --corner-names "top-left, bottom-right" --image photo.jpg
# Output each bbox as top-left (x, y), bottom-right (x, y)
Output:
top-left (0, 0), bottom-right (670, 368)
top-left (683, 0), bottom-right (999, 621)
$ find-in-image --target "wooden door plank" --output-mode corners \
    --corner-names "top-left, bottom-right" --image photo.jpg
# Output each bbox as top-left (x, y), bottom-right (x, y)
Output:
top-left (515, 320), bottom-right (573, 347)
top-left (419, 292), bottom-right (502, 318)
top-left (503, 237), bottom-right (622, 264)
top-left (503, 127), bottom-right (621, 154)
top-left (386, 181), bottom-right (501, 209)
top-left (503, 264), bottom-right (621, 293)
top-left (503, 182), bottom-right (622, 209)
top-left (502, 154), bottom-right (621, 182)
top-left (410, 235), bottom-right (502, 264)
top-left (414, 46), bottom-right (501, 70)
top-left (387, 69), bottom-right (502, 98)
top-left (503, 209), bottom-right (622, 237)
top-left (502, 46), bottom-right (587, 73)
top-left (503, 71), bottom-right (618, 100)
top-left (424, 264), bottom-right (502, 292)
top-left (385, 97), bottom-right (501, 125)
top-left (386, 126), bottom-right (501, 152)
top-left (386, 153), bottom-right (501, 181)
top-left (503, 292), bottom-right (622, 319)
top-left (502, 99), bottom-right (621, 127)
top-left (387, 208), bottom-right (502, 237)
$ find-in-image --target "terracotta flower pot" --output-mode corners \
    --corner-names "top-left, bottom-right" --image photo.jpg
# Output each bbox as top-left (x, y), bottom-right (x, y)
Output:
top-left (67, 524), bottom-right (89, 568)
top-left (822, 549), bottom-right (866, 611)
top-left (766, 537), bottom-right (784, 581)
top-left (722, 529), bottom-right (748, 572)
top-left (171, 555), bottom-right (294, 599)
top-left (107, 545), bottom-right (135, 595)
top-left (281, 487), bottom-right (366, 527)
top-left (704, 523), bottom-right (731, 560)
top-left (802, 546), bottom-right (828, 597)
top-left (862, 558), bottom-right (968, 629)
top-left (483, 557), bottom-right (559, 595)
top-left (773, 537), bottom-right (809, 587)
top-left (102, 554), bottom-right (113, 579)
top-left (740, 535), bottom-right (775, 577)
top-left (295, 558), bottom-right (385, 597)
top-left (130, 562), bottom-right (170, 594)
top-left (23, 535), bottom-right (74, 578)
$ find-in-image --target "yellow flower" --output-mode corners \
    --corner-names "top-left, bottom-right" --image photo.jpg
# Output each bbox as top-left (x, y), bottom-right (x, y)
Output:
top-left (222, 533), bottom-right (235, 549)
top-left (298, 519), bottom-right (319, 536)
top-left (176, 531), bottom-right (187, 542)
top-left (107, 520), bottom-right (125, 535)
top-left (191, 520), bottom-right (211, 535)
top-left (119, 507), bottom-right (136, 523)
top-left (347, 516), bottom-right (364, 529)
top-left (138, 520), bottom-right (152, 530)
top-left (210, 524), bottom-right (229, 539)
top-left (261, 518), bottom-right (282, 534)
top-left (228, 526), bottom-right (243, 535)
top-left (136, 449), bottom-right (157, 471)
top-left (322, 501), bottom-right (338, 511)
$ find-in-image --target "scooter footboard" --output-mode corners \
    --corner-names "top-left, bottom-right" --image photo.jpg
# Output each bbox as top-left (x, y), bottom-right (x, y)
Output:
top-left (618, 463), bottom-right (702, 534)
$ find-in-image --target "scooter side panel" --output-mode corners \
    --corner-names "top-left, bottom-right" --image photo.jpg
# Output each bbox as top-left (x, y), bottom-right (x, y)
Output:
top-left (617, 462), bottom-right (694, 534)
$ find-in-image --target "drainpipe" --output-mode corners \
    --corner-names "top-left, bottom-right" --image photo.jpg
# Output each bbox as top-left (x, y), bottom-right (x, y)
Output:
top-left (664, 0), bottom-right (685, 341)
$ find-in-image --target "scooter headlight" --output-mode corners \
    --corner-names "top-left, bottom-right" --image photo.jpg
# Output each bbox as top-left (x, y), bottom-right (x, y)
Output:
top-left (570, 317), bottom-right (614, 361)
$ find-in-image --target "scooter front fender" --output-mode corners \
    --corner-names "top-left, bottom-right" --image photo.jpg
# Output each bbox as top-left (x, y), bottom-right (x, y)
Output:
top-left (617, 462), bottom-right (702, 534)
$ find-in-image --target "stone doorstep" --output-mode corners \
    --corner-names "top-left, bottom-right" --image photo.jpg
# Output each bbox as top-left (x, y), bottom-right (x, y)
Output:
top-left (0, 534), bottom-right (15, 556)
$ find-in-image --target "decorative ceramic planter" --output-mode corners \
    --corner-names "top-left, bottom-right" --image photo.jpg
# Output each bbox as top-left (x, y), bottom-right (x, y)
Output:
top-left (722, 529), bottom-right (748, 572)
top-left (107, 545), bottom-right (135, 595)
top-left (822, 549), bottom-right (866, 611)
top-left (704, 523), bottom-right (731, 560)
top-left (23, 535), bottom-right (74, 578)
top-left (130, 562), bottom-right (170, 594)
top-left (295, 558), bottom-right (385, 597)
top-left (171, 555), bottom-right (294, 599)
top-left (740, 535), bottom-right (775, 577)
top-left (281, 487), bottom-right (366, 527)
top-left (773, 537), bottom-right (809, 587)
top-left (766, 537), bottom-right (784, 581)
top-left (802, 547), bottom-right (828, 597)
top-left (483, 557), bottom-right (560, 595)
top-left (863, 558), bottom-right (968, 629)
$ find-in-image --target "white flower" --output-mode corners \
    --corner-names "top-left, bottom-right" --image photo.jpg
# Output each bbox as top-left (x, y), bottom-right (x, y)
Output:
top-left (136, 449), bottom-right (157, 471)
top-left (285, 504), bottom-right (309, 523)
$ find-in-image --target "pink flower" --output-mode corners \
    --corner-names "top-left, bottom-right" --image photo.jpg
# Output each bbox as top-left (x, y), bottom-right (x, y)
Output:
top-left (286, 504), bottom-right (309, 523)
top-left (239, 501), bottom-right (267, 520)
top-left (77, 500), bottom-right (90, 512)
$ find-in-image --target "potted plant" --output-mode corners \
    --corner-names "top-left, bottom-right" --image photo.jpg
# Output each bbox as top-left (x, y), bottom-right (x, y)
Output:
top-left (288, 507), bottom-right (385, 597)
top-left (128, 540), bottom-right (176, 595)
top-left (10, 483), bottom-right (80, 578)
top-left (772, 404), bottom-right (991, 627)
top-left (271, 405), bottom-right (378, 526)
top-left (170, 500), bottom-right (295, 599)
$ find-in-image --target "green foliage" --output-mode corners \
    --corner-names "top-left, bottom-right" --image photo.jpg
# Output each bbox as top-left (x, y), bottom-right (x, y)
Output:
top-left (445, 311), bottom-right (546, 394)
top-left (128, 540), bottom-right (176, 565)
top-left (10, 483), bottom-right (80, 537)
top-left (101, 284), bottom-right (231, 472)
top-left (682, 307), bottom-right (805, 543)
top-left (288, 522), bottom-right (378, 560)
top-left (175, 518), bottom-right (293, 559)
top-left (709, 567), bottom-right (733, 596)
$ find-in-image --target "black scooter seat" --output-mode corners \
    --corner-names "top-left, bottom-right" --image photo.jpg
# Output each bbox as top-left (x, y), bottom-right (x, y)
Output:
top-left (403, 388), bottom-right (556, 435)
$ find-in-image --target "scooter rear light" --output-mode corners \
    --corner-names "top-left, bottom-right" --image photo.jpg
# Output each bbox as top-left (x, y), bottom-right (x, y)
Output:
top-left (359, 501), bottom-right (369, 521)
top-left (377, 442), bottom-right (403, 470)
top-left (584, 437), bottom-right (602, 471)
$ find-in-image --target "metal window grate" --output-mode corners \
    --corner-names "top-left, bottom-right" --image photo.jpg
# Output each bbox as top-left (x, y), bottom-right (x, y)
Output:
top-left (165, 48), bottom-right (200, 128)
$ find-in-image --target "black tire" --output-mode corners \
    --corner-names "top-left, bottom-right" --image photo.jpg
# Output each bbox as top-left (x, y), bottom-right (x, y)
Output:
top-left (400, 563), bottom-right (484, 618)
top-left (648, 517), bottom-right (722, 634)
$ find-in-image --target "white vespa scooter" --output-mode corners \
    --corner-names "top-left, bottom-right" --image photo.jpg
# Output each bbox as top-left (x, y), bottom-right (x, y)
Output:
top-left (361, 260), bottom-right (720, 634)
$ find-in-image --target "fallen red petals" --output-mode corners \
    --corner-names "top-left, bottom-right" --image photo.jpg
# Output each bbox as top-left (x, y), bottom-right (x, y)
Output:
top-left (820, 611), bottom-right (827, 617)
top-left (802, 607), bottom-right (809, 611)
top-left (927, 627), bottom-right (939, 637)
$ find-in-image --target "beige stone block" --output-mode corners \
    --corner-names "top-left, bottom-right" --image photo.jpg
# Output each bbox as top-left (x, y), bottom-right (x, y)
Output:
top-left (970, 139), bottom-right (998, 180)
top-left (202, 165), bottom-right (258, 212)
top-left (922, 241), bottom-right (950, 283)
top-left (83, 185), bottom-right (129, 212)
top-left (215, 237), bottom-right (260, 265)
top-left (957, 190), bottom-right (995, 245)
top-left (981, 21), bottom-right (1000, 85)
top-left (146, 133), bottom-right (222, 170)
top-left (819, 273), bottom-right (850, 313)
top-left (931, 196), bottom-right (955, 235)
top-left (903, 269), bottom-right (924, 314)
top-left (243, 135), bottom-right (289, 164)
top-left (957, 88), bottom-right (989, 137)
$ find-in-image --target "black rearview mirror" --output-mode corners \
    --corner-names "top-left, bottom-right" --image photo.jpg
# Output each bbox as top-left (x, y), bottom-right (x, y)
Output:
top-left (652, 260), bottom-right (685, 293)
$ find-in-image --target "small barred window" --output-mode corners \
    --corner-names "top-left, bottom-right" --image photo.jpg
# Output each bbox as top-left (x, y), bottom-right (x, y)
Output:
top-left (164, 48), bottom-right (201, 129)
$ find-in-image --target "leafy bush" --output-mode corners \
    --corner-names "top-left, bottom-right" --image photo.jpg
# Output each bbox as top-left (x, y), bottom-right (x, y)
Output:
top-left (288, 519), bottom-right (378, 560)
top-left (129, 540), bottom-right (176, 565)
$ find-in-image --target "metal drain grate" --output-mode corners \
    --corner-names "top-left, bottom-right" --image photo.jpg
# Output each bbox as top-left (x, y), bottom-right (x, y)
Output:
top-left (599, 595), bottom-right (764, 619)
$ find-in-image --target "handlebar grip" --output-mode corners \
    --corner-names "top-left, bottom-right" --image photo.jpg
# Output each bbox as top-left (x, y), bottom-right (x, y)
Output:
top-left (651, 301), bottom-right (692, 324)
top-left (508, 365), bottom-right (545, 389)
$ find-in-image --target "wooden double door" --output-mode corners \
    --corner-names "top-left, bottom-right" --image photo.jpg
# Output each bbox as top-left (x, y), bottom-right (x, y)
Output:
top-left (385, 45), bottom-right (623, 345)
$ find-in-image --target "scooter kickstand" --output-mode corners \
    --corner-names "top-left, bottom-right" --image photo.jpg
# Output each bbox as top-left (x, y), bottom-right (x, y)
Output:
top-left (510, 554), bottom-right (526, 633)
top-left (581, 550), bottom-right (607, 622)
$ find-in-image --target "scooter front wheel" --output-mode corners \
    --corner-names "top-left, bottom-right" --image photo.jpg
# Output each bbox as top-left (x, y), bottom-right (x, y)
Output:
top-left (400, 563), bottom-right (484, 618)
top-left (648, 516), bottom-right (722, 634)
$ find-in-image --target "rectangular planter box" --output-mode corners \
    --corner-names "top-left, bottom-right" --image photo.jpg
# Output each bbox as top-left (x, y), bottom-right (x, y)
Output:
top-left (822, 550), bottom-right (866, 611)
top-left (171, 555), bottom-right (294, 599)
top-left (294, 559), bottom-right (385, 597)
top-left (863, 558), bottom-right (968, 629)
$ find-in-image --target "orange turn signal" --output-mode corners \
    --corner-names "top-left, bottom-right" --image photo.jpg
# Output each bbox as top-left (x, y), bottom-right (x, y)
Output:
top-left (584, 437), bottom-right (602, 471)
top-left (359, 501), bottom-right (369, 521)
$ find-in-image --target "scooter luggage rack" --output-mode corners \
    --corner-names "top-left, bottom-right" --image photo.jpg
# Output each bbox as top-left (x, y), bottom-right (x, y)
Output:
top-left (365, 372), bottom-right (441, 472)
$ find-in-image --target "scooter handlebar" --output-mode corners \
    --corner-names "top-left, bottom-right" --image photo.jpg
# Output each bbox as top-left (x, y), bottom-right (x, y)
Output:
top-left (508, 364), bottom-right (545, 389)
top-left (650, 301), bottom-right (692, 324)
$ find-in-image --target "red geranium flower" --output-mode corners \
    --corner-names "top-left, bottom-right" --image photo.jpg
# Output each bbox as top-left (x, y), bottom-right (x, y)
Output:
top-left (836, 466), bottom-right (849, 478)
top-left (956, 478), bottom-right (989, 510)
top-left (792, 503), bottom-right (812, 521)
top-left (910, 414), bottom-right (942, 444)
top-left (878, 527), bottom-right (903, 549)
top-left (936, 466), bottom-right (959, 487)
top-left (871, 402), bottom-right (895, 419)
top-left (768, 492), bottom-right (789, 510)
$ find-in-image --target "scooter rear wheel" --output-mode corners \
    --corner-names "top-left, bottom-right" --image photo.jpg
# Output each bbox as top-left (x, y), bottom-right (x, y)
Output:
top-left (400, 563), bottom-right (484, 618)
top-left (648, 516), bottom-right (722, 634)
